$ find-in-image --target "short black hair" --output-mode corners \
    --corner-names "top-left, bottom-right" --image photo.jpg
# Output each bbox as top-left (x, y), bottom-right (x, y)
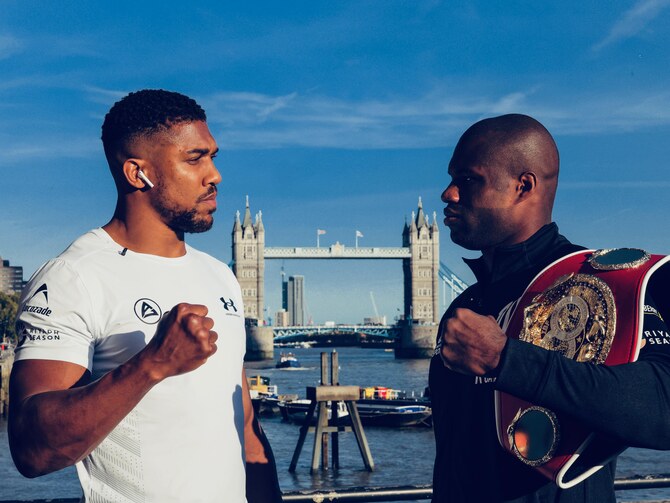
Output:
top-left (101, 89), bottom-right (207, 164)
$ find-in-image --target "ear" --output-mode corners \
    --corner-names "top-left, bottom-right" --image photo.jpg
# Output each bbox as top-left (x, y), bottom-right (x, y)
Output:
top-left (122, 159), bottom-right (150, 190)
top-left (517, 172), bottom-right (537, 200)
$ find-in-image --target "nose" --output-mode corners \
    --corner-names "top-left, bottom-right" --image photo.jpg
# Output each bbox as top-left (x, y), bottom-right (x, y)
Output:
top-left (442, 183), bottom-right (459, 204)
top-left (205, 158), bottom-right (222, 187)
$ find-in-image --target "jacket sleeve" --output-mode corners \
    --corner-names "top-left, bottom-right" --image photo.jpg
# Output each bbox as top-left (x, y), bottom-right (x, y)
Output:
top-left (495, 296), bottom-right (670, 450)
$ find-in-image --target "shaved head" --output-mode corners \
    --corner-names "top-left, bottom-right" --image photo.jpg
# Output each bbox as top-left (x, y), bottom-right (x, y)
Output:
top-left (443, 114), bottom-right (561, 253)
top-left (455, 114), bottom-right (559, 209)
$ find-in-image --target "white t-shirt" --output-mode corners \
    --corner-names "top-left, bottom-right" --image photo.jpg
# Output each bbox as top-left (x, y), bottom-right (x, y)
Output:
top-left (15, 228), bottom-right (248, 503)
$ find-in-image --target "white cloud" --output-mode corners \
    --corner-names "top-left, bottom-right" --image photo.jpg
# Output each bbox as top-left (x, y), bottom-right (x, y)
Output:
top-left (81, 85), bottom-right (128, 105)
top-left (206, 92), bottom-right (298, 126)
top-left (0, 137), bottom-right (99, 162)
top-left (201, 87), bottom-right (670, 150)
top-left (592, 0), bottom-right (670, 52)
top-left (3, 83), bottom-right (669, 158)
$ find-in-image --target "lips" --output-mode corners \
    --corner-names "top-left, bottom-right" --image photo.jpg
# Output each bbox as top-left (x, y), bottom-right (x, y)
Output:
top-left (443, 207), bottom-right (461, 225)
top-left (198, 187), bottom-right (218, 209)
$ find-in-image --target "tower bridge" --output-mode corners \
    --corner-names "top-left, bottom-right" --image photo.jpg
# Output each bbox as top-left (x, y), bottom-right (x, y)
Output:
top-left (232, 197), bottom-right (467, 359)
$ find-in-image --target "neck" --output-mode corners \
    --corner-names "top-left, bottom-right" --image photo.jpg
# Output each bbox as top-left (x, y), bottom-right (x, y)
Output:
top-left (103, 200), bottom-right (186, 258)
top-left (479, 219), bottom-right (550, 267)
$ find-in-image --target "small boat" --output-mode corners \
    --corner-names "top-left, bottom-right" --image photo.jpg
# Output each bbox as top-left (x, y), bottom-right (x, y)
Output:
top-left (247, 375), bottom-right (281, 416)
top-left (278, 399), bottom-right (349, 424)
top-left (276, 352), bottom-right (301, 369)
top-left (356, 403), bottom-right (432, 428)
top-left (278, 398), bottom-right (432, 428)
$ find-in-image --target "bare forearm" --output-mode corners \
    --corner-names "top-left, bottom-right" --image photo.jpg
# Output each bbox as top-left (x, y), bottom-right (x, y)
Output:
top-left (245, 416), bottom-right (282, 503)
top-left (9, 356), bottom-right (159, 477)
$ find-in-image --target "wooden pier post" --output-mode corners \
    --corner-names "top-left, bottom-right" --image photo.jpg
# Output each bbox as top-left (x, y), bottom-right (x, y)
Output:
top-left (330, 351), bottom-right (340, 468)
top-left (288, 351), bottom-right (374, 473)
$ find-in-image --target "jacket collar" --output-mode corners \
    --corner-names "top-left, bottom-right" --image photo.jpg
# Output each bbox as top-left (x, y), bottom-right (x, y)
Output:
top-left (463, 223), bottom-right (569, 284)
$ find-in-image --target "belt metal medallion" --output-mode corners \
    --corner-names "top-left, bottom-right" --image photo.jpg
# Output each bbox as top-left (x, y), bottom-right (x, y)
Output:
top-left (520, 273), bottom-right (616, 364)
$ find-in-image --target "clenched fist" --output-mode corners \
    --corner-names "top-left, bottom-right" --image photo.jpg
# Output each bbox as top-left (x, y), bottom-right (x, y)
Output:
top-left (440, 308), bottom-right (507, 375)
top-left (142, 303), bottom-right (218, 381)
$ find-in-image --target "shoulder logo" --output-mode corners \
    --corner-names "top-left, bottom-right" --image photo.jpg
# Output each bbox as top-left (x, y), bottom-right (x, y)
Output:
top-left (29, 283), bottom-right (49, 303)
top-left (22, 283), bottom-right (52, 317)
top-left (644, 304), bottom-right (665, 322)
top-left (134, 298), bottom-right (162, 325)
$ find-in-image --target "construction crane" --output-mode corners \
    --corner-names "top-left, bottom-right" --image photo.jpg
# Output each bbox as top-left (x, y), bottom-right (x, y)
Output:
top-left (369, 291), bottom-right (382, 324)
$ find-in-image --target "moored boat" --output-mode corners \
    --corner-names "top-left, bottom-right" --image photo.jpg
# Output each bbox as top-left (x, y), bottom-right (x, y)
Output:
top-left (278, 399), bottom-right (349, 423)
top-left (247, 375), bottom-right (284, 416)
top-left (278, 398), bottom-right (432, 428)
top-left (356, 403), bottom-right (431, 427)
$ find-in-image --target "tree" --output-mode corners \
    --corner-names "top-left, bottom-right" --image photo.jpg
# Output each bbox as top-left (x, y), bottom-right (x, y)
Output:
top-left (0, 290), bottom-right (20, 343)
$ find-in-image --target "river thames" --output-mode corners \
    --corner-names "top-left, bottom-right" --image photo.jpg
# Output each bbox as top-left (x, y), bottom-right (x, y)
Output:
top-left (1, 347), bottom-right (669, 502)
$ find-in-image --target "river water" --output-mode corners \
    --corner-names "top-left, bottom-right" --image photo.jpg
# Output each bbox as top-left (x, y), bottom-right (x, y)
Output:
top-left (1, 347), bottom-right (669, 502)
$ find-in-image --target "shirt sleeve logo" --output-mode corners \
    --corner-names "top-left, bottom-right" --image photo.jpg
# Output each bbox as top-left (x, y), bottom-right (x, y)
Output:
top-left (134, 298), bottom-right (162, 324)
top-left (22, 283), bottom-right (52, 317)
top-left (644, 304), bottom-right (665, 322)
top-left (28, 283), bottom-right (49, 303)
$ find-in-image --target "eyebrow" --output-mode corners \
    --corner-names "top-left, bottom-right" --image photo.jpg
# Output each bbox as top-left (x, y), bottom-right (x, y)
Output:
top-left (186, 147), bottom-right (219, 156)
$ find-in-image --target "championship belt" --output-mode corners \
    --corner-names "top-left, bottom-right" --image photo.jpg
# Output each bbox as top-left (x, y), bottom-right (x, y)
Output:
top-left (495, 248), bottom-right (670, 489)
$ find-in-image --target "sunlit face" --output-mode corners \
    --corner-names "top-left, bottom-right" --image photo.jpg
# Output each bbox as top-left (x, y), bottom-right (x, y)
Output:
top-left (441, 141), bottom-right (521, 253)
top-left (142, 121), bottom-right (221, 234)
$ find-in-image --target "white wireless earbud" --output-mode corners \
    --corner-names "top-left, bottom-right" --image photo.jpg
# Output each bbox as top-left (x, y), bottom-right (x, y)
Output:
top-left (137, 170), bottom-right (155, 189)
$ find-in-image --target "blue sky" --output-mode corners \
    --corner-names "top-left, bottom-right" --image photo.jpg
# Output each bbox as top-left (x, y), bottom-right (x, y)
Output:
top-left (1, 1), bottom-right (669, 324)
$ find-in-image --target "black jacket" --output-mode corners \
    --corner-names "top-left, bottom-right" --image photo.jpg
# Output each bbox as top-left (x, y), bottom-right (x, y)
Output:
top-left (429, 223), bottom-right (670, 503)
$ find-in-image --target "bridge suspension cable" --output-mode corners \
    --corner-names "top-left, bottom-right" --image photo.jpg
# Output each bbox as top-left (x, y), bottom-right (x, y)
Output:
top-left (438, 261), bottom-right (468, 310)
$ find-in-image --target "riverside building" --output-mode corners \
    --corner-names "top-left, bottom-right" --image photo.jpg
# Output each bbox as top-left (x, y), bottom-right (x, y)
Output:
top-left (0, 257), bottom-right (24, 294)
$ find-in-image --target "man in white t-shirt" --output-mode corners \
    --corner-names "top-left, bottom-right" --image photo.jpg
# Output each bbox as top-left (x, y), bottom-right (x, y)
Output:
top-left (9, 89), bottom-right (282, 503)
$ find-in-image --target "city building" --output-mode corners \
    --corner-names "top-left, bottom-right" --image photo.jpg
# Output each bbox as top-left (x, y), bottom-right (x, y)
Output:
top-left (274, 309), bottom-right (289, 327)
top-left (281, 274), bottom-right (288, 311)
top-left (286, 275), bottom-right (305, 326)
top-left (363, 316), bottom-right (387, 326)
top-left (0, 257), bottom-right (25, 294)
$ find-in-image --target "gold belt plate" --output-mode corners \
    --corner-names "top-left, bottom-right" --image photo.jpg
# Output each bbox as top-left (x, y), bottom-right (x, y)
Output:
top-left (520, 273), bottom-right (616, 364)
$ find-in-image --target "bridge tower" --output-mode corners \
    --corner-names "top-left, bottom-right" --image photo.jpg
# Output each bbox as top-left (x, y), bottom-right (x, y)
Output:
top-left (402, 197), bottom-right (440, 324)
top-left (232, 196), bottom-right (265, 321)
top-left (232, 197), bottom-right (272, 361)
top-left (396, 198), bottom-right (440, 358)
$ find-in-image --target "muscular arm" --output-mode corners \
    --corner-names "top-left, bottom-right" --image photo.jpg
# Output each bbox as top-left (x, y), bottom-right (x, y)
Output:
top-left (441, 305), bottom-right (670, 449)
top-left (242, 371), bottom-right (282, 503)
top-left (9, 304), bottom-right (217, 477)
top-left (495, 339), bottom-right (670, 449)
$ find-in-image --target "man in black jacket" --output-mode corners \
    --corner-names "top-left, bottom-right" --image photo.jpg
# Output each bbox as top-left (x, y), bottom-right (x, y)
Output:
top-left (430, 113), bottom-right (670, 502)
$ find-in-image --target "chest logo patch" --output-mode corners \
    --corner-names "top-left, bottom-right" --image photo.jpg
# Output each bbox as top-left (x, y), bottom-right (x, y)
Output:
top-left (220, 297), bottom-right (238, 313)
top-left (134, 298), bottom-right (162, 325)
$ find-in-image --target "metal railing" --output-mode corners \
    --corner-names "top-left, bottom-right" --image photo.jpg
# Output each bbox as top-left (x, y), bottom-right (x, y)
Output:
top-left (281, 477), bottom-right (670, 501)
top-left (3, 476), bottom-right (670, 503)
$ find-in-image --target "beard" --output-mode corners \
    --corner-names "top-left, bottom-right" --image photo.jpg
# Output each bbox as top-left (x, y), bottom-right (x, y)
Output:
top-left (163, 207), bottom-right (214, 234)
top-left (151, 186), bottom-right (215, 234)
